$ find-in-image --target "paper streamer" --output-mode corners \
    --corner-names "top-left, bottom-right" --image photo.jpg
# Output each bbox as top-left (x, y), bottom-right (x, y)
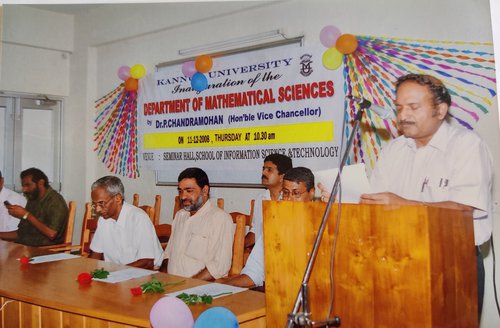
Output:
top-left (94, 85), bottom-right (140, 179)
top-left (343, 36), bottom-right (496, 170)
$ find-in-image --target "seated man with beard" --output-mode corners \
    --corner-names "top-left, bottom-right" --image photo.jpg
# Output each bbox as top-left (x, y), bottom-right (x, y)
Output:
top-left (0, 167), bottom-right (68, 246)
top-left (160, 167), bottom-right (234, 281)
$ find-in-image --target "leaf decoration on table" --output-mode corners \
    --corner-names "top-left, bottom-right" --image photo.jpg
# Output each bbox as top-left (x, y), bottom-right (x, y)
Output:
top-left (130, 278), bottom-right (185, 296)
top-left (91, 268), bottom-right (110, 279)
top-left (176, 292), bottom-right (232, 305)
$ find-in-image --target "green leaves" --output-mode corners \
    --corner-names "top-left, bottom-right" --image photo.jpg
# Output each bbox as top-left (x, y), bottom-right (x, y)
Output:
top-left (139, 278), bottom-right (185, 294)
top-left (90, 268), bottom-right (110, 279)
top-left (176, 293), bottom-right (213, 305)
top-left (176, 292), bottom-right (232, 305)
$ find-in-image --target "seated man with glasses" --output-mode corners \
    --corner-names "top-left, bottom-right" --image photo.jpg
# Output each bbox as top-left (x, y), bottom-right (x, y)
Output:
top-left (89, 176), bottom-right (163, 270)
top-left (218, 167), bottom-right (315, 289)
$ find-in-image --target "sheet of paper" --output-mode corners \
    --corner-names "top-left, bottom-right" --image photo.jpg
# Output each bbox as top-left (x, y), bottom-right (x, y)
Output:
top-left (314, 163), bottom-right (370, 203)
top-left (167, 282), bottom-right (247, 299)
top-left (93, 268), bottom-right (157, 284)
top-left (25, 253), bottom-right (80, 264)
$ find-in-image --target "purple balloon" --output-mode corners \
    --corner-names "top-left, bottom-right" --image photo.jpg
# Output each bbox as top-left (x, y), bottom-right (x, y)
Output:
top-left (150, 296), bottom-right (194, 328)
top-left (319, 25), bottom-right (341, 48)
top-left (117, 65), bottom-right (131, 81)
top-left (182, 61), bottom-right (197, 78)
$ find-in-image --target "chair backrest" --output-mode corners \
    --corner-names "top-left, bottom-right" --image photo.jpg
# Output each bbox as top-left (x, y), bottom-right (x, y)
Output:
top-left (229, 211), bottom-right (252, 276)
top-left (63, 200), bottom-right (76, 245)
top-left (154, 223), bottom-right (172, 250)
top-left (80, 202), bottom-right (98, 256)
top-left (133, 193), bottom-right (161, 225)
top-left (173, 196), bottom-right (224, 219)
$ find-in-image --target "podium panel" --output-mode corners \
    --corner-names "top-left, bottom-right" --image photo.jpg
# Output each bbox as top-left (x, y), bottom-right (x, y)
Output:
top-left (263, 202), bottom-right (477, 328)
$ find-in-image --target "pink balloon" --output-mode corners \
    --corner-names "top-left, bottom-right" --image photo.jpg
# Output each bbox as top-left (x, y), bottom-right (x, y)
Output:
top-left (150, 296), bottom-right (194, 328)
top-left (182, 61), bottom-right (197, 78)
top-left (319, 25), bottom-right (342, 48)
top-left (117, 65), bottom-right (130, 81)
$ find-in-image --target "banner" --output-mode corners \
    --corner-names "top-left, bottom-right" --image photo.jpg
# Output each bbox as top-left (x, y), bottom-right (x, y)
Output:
top-left (137, 45), bottom-right (345, 185)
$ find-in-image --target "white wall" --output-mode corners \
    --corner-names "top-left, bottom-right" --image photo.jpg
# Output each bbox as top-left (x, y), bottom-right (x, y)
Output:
top-left (1, 1), bottom-right (499, 326)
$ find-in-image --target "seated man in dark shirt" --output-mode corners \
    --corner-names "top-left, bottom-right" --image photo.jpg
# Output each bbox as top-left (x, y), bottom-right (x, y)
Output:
top-left (0, 168), bottom-right (68, 246)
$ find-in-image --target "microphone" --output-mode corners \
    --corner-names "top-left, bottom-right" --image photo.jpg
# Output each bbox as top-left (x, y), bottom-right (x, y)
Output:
top-left (347, 95), bottom-right (396, 120)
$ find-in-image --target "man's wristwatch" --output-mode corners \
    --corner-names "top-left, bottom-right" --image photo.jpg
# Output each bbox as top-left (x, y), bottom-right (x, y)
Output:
top-left (22, 212), bottom-right (30, 220)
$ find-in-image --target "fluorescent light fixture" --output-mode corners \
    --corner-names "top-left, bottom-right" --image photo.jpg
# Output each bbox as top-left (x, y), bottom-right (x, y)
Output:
top-left (178, 29), bottom-right (285, 56)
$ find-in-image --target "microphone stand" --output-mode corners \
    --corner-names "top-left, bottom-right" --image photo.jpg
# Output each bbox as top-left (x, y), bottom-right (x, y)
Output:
top-left (285, 100), bottom-right (370, 328)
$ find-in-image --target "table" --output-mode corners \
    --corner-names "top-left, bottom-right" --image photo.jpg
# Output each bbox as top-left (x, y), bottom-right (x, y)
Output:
top-left (0, 240), bottom-right (265, 327)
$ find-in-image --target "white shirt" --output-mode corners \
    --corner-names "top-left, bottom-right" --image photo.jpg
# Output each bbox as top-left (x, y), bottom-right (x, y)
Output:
top-left (164, 200), bottom-right (234, 279)
top-left (249, 189), bottom-right (271, 240)
top-left (0, 187), bottom-right (27, 232)
top-left (90, 202), bottom-right (164, 267)
top-left (370, 121), bottom-right (493, 245)
top-left (240, 234), bottom-right (264, 287)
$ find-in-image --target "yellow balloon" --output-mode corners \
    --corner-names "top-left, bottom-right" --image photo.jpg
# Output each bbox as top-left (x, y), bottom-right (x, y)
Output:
top-left (130, 64), bottom-right (146, 79)
top-left (322, 47), bottom-right (343, 70)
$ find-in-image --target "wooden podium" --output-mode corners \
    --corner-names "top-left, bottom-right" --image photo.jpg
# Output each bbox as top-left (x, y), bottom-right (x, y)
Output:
top-left (263, 201), bottom-right (477, 327)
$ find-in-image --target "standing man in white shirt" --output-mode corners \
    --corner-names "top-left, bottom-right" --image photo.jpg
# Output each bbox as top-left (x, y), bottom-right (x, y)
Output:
top-left (359, 73), bottom-right (493, 319)
top-left (0, 170), bottom-right (27, 232)
top-left (244, 153), bottom-right (293, 249)
top-left (160, 167), bottom-right (234, 280)
top-left (89, 176), bottom-right (164, 269)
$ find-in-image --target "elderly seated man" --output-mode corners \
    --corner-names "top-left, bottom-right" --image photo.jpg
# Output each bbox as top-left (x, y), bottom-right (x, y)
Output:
top-left (89, 176), bottom-right (163, 269)
top-left (218, 167), bottom-right (315, 288)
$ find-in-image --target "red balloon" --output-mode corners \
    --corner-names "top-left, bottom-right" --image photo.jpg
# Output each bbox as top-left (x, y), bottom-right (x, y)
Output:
top-left (124, 78), bottom-right (138, 92)
top-left (195, 55), bottom-right (213, 73)
top-left (336, 34), bottom-right (358, 54)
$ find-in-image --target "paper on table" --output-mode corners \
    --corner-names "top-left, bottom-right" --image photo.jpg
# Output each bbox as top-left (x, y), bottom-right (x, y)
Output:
top-left (167, 282), bottom-right (247, 299)
top-left (25, 253), bottom-right (80, 264)
top-left (314, 163), bottom-right (370, 203)
top-left (93, 268), bottom-right (157, 283)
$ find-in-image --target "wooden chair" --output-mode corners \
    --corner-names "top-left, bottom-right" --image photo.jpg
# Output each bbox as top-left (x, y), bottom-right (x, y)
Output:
top-left (243, 199), bottom-right (255, 263)
top-left (133, 193), bottom-right (161, 225)
top-left (79, 202), bottom-right (98, 256)
top-left (38, 200), bottom-right (76, 252)
top-left (229, 211), bottom-right (252, 276)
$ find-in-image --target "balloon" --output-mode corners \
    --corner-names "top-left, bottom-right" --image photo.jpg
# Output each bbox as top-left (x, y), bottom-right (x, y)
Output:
top-left (130, 64), bottom-right (146, 79)
top-left (191, 72), bottom-right (208, 92)
top-left (182, 61), bottom-right (197, 78)
top-left (335, 34), bottom-right (358, 54)
top-left (194, 307), bottom-right (238, 328)
top-left (319, 25), bottom-right (341, 48)
top-left (150, 296), bottom-right (194, 328)
top-left (322, 47), bottom-right (343, 70)
top-left (117, 65), bottom-right (130, 81)
top-left (195, 55), bottom-right (213, 73)
top-left (124, 78), bottom-right (138, 91)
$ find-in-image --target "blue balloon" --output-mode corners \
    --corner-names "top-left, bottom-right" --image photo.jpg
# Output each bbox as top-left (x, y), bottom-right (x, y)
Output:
top-left (191, 72), bottom-right (208, 92)
top-left (194, 307), bottom-right (238, 328)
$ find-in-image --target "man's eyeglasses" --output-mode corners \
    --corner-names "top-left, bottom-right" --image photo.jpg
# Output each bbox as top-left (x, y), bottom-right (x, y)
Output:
top-left (282, 189), bottom-right (308, 199)
top-left (91, 197), bottom-right (114, 210)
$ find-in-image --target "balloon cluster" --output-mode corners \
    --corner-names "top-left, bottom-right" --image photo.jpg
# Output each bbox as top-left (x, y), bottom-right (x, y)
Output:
top-left (320, 25), bottom-right (358, 70)
top-left (117, 64), bottom-right (147, 92)
top-left (182, 55), bottom-right (213, 92)
top-left (149, 297), bottom-right (239, 328)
